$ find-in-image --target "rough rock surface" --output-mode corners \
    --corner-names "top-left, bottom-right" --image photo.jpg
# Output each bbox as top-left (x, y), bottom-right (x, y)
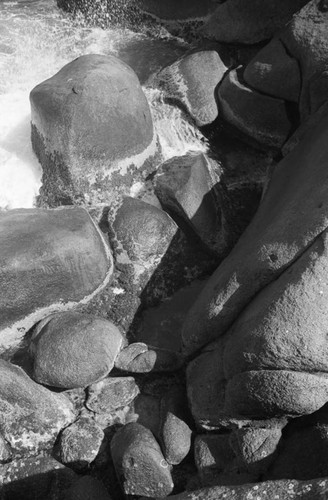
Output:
top-left (153, 51), bottom-right (226, 127)
top-left (194, 434), bottom-right (235, 485)
top-left (59, 418), bottom-right (105, 470)
top-left (280, 0), bottom-right (328, 118)
top-left (135, 0), bottom-right (216, 21)
top-left (217, 68), bottom-right (292, 149)
top-left (30, 54), bottom-right (156, 207)
top-left (182, 106), bottom-right (328, 356)
top-left (0, 207), bottom-right (112, 354)
top-left (86, 376), bottom-right (139, 413)
top-left (0, 456), bottom-right (77, 500)
top-left (115, 343), bottom-right (184, 373)
top-left (0, 360), bottom-right (75, 455)
top-left (202, 0), bottom-right (308, 44)
top-left (111, 422), bottom-right (174, 497)
top-left (147, 477), bottom-right (328, 500)
top-left (154, 153), bottom-right (227, 256)
top-left (29, 312), bottom-right (123, 389)
top-left (244, 38), bottom-right (301, 102)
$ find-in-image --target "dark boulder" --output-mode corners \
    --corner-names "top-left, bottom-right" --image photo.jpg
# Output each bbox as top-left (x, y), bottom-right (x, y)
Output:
top-left (63, 476), bottom-right (112, 500)
top-left (202, 0), bottom-right (308, 44)
top-left (217, 68), bottom-right (292, 149)
top-left (135, 0), bottom-right (216, 21)
top-left (0, 206), bottom-right (112, 355)
top-left (30, 54), bottom-right (156, 207)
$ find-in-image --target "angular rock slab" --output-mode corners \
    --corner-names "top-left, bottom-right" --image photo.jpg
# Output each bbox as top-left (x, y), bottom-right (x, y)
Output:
top-left (111, 422), bottom-right (174, 497)
top-left (202, 0), bottom-right (308, 44)
top-left (30, 312), bottom-right (123, 389)
top-left (153, 51), bottom-right (226, 127)
top-left (0, 207), bottom-right (112, 354)
top-left (182, 100), bottom-right (328, 356)
top-left (217, 68), bottom-right (292, 149)
top-left (30, 54), bottom-right (156, 206)
top-left (0, 360), bottom-right (75, 455)
top-left (147, 477), bottom-right (328, 500)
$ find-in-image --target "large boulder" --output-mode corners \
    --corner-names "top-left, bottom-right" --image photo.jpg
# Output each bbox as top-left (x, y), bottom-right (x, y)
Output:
top-left (202, 0), bottom-right (308, 44)
top-left (29, 312), bottom-right (123, 389)
top-left (135, 0), bottom-right (216, 21)
top-left (0, 207), bottom-right (112, 354)
top-left (0, 360), bottom-right (75, 455)
top-left (152, 51), bottom-right (227, 127)
top-left (243, 38), bottom-right (301, 102)
top-left (30, 54), bottom-right (156, 207)
top-left (280, 0), bottom-right (328, 118)
top-left (217, 68), bottom-right (293, 149)
top-left (182, 103), bottom-right (328, 356)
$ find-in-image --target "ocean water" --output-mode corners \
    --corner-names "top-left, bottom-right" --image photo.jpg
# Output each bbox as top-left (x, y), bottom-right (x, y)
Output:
top-left (0, 0), bottom-right (207, 209)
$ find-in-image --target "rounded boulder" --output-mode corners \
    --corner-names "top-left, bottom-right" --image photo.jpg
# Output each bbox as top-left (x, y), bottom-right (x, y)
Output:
top-left (30, 312), bottom-right (123, 389)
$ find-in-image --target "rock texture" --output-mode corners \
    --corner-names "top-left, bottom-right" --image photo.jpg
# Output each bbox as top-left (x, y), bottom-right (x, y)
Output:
top-left (135, 0), bottom-right (216, 21)
top-left (217, 68), bottom-right (292, 149)
top-left (244, 38), bottom-right (301, 102)
top-left (30, 312), bottom-right (123, 389)
top-left (0, 360), bottom-right (75, 455)
top-left (202, 0), bottom-right (308, 44)
top-left (115, 343), bottom-right (184, 373)
top-left (153, 51), bottom-right (226, 127)
top-left (30, 54), bottom-right (156, 207)
top-left (182, 107), bottom-right (328, 356)
top-left (111, 422), bottom-right (174, 497)
top-left (86, 376), bottom-right (139, 413)
top-left (63, 476), bottom-right (112, 500)
top-left (0, 207), bottom-right (112, 354)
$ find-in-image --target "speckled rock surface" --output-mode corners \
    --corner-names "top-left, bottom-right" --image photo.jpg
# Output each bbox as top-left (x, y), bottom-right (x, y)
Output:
top-left (0, 360), bottom-right (75, 455)
top-left (29, 312), bottom-right (123, 389)
top-left (111, 422), bottom-right (174, 497)
top-left (86, 376), bottom-right (139, 413)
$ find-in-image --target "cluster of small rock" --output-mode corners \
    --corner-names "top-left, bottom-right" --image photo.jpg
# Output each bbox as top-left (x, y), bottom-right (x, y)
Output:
top-left (1, 0), bottom-right (328, 498)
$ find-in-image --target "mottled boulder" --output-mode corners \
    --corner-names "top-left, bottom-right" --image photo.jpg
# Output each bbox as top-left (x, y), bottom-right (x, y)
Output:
top-left (182, 104), bottom-right (328, 356)
top-left (0, 456), bottom-right (77, 500)
top-left (217, 68), bottom-right (292, 149)
top-left (0, 360), bottom-right (75, 455)
top-left (202, 0), bottom-right (308, 44)
top-left (159, 388), bottom-right (192, 465)
top-left (224, 227), bottom-right (328, 377)
top-left (136, 0), bottom-right (216, 20)
top-left (59, 418), bottom-right (105, 470)
top-left (0, 207), bottom-right (112, 354)
top-left (115, 343), bottom-right (184, 373)
top-left (63, 476), bottom-right (112, 500)
top-left (154, 153), bottom-right (228, 256)
top-left (30, 312), bottom-right (123, 389)
top-left (230, 427), bottom-right (282, 475)
top-left (147, 477), bottom-right (328, 500)
top-left (30, 54), bottom-right (156, 207)
top-left (111, 422), bottom-right (174, 497)
top-left (153, 51), bottom-right (226, 127)
top-left (244, 38), bottom-right (301, 102)
top-left (280, 0), bottom-right (328, 118)
top-left (86, 377), bottom-right (139, 413)
top-left (225, 371), bottom-right (328, 418)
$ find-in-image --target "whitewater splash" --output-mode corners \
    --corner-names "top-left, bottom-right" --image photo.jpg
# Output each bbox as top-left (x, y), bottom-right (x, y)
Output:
top-left (0, 0), bottom-right (207, 209)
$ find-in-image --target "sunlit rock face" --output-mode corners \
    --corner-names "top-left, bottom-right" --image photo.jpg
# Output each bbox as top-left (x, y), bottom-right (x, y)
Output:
top-left (0, 206), bottom-right (113, 354)
top-left (30, 54), bottom-right (157, 208)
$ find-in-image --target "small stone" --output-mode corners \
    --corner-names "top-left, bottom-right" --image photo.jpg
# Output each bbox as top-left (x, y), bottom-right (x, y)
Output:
top-left (115, 343), bottom-right (184, 373)
top-left (30, 312), bottom-right (123, 389)
top-left (111, 422), bottom-right (174, 497)
top-left (59, 418), bottom-right (105, 471)
top-left (86, 377), bottom-right (139, 413)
